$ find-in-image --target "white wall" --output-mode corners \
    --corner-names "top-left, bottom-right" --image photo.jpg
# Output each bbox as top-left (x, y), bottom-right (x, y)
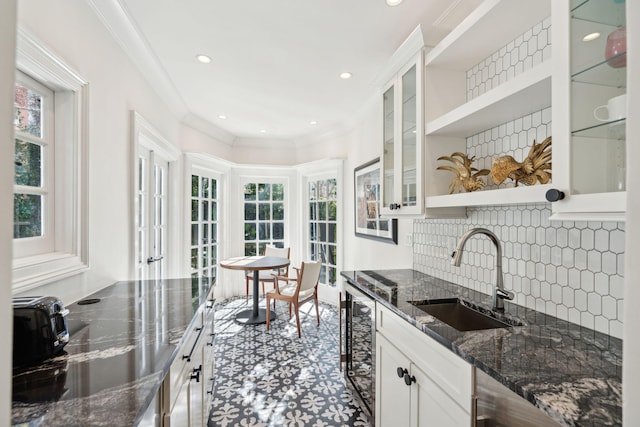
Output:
top-left (0, 2), bottom-right (17, 425)
top-left (624, 0), bottom-right (639, 423)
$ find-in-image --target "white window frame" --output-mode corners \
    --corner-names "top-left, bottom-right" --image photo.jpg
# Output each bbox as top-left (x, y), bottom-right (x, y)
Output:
top-left (12, 29), bottom-right (90, 292)
top-left (297, 159), bottom-right (343, 292)
top-left (307, 175), bottom-right (339, 286)
top-left (13, 71), bottom-right (55, 257)
top-left (240, 176), bottom-right (289, 256)
top-left (188, 164), bottom-right (223, 279)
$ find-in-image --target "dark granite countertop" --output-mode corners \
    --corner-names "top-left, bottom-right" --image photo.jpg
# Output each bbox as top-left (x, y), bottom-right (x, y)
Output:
top-left (341, 269), bottom-right (622, 427)
top-left (12, 277), bottom-right (214, 427)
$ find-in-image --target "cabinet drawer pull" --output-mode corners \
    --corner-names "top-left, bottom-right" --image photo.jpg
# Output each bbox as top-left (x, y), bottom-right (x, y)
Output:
top-left (397, 367), bottom-right (408, 378)
top-left (190, 364), bottom-right (202, 382)
top-left (182, 327), bottom-right (204, 361)
top-left (403, 373), bottom-right (416, 386)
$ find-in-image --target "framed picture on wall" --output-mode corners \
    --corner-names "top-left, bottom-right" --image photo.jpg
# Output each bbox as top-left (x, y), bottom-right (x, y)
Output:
top-left (354, 158), bottom-right (398, 244)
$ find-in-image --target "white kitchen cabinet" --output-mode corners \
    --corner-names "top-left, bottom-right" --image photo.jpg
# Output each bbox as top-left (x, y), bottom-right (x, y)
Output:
top-left (422, 0), bottom-right (552, 210)
top-left (375, 304), bottom-right (472, 427)
top-left (549, 0), bottom-right (627, 221)
top-left (376, 334), bottom-right (469, 427)
top-left (376, 334), bottom-right (411, 426)
top-left (379, 27), bottom-right (425, 217)
top-left (162, 294), bottom-right (215, 427)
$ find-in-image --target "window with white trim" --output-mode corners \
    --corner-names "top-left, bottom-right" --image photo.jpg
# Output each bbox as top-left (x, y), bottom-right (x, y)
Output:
top-left (12, 30), bottom-right (89, 292)
top-left (190, 174), bottom-right (219, 279)
top-left (13, 71), bottom-right (54, 255)
top-left (309, 178), bottom-right (338, 285)
top-left (243, 181), bottom-right (285, 255)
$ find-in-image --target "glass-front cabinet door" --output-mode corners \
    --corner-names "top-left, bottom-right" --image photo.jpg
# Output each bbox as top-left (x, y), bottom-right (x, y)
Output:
top-left (551, 0), bottom-right (627, 220)
top-left (380, 52), bottom-right (424, 216)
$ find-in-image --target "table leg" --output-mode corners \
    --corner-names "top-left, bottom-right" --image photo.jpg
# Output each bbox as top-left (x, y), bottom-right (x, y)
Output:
top-left (235, 269), bottom-right (277, 325)
top-left (252, 269), bottom-right (260, 318)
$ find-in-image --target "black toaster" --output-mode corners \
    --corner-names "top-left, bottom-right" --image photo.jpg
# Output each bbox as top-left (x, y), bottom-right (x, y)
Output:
top-left (13, 296), bottom-right (70, 367)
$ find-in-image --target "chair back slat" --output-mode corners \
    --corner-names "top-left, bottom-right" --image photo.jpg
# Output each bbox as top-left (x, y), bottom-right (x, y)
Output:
top-left (299, 261), bottom-right (322, 292)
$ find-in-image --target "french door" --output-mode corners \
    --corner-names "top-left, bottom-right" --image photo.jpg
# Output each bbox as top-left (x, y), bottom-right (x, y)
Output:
top-left (136, 146), bottom-right (169, 280)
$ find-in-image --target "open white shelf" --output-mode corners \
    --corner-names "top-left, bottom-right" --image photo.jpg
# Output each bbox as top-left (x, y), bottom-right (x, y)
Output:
top-left (425, 0), bottom-right (551, 69)
top-left (425, 61), bottom-right (552, 137)
top-left (426, 184), bottom-right (553, 208)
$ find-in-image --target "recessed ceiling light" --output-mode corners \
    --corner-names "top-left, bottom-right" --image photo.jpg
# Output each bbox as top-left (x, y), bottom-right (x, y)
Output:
top-left (260, 129), bottom-right (267, 133)
top-left (386, 0), bottom-right (403, 6)
top-left (196, 54), bottom-right (211, 64)
top-left (582, 32), bottom-right (601, 42)
top-left (340, 72), bottom-right (352, 80)
top-left (310, 120), bottom-right (318, 125)
top-left (218, 114), bottom-right (227, 120)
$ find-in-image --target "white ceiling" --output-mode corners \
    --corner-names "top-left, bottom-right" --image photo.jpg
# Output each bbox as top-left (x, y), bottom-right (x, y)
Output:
top-left (113, 0), bottom-right (483, 143)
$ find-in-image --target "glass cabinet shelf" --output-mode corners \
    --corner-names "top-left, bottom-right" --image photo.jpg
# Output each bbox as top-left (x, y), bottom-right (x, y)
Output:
top-left (571, 0), bottom-right (625, 27)
top-left (572, 119), bottom-right (625, 139)
top-left (572, 53), bottom-right (626, 86)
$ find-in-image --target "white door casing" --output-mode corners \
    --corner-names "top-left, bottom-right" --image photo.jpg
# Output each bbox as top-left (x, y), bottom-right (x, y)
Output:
top-left (132, 111), bottom-right (181, 280)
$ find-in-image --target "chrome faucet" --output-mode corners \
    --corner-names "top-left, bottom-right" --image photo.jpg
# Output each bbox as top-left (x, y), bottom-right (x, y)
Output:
top-left (451, 228), bottom-right (514, 311)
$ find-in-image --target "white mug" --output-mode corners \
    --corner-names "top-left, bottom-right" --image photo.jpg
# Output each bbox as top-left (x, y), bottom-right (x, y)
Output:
top-left (594, 94), bottom-right (627, 122)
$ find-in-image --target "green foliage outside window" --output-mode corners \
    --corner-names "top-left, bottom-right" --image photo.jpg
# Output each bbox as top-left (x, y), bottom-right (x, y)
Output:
top-left (244, 182), bottom-right (285, 255)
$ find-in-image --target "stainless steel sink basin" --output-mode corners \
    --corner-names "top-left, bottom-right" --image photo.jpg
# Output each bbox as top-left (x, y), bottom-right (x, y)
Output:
top-left (409, 298), bottom-right (523, 331)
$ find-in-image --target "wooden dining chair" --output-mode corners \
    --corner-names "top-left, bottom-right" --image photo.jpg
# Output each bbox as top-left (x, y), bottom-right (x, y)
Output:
top-left (245, 245), bottom-right (290, 302)
top-left (266, 260), bottom-right (322, 338)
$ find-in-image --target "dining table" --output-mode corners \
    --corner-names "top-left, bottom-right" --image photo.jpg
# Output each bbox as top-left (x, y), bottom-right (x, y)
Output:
top-left (219, 255), bottom-right (291, 324)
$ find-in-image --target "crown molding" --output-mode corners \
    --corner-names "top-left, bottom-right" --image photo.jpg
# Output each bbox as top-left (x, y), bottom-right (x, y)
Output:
top-left (295, 90), bottom-right (378, 147)
top-left (232, 137), bottom-right (295, 150)
top-left (182, 113), bottom-right (237, 146)
top-left (373, 24), bottom-right (425, 86)
top-left (85, 0), bottom-right (189, 119)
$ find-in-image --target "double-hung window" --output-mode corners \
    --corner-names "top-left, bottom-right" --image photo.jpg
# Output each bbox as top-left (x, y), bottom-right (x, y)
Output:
top-left (13, 71), bottom-right (54, 256)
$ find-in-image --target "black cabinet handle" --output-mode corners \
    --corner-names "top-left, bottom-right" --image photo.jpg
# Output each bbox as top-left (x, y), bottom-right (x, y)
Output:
top-left (207, 377), bottom-right (215, 395)
top-left (182, 327), bottom-right (203, 361)
top-left (190, 364), bottom-right (202, 382)
top-left (404, 373), bottom-right (416, 386)
top-left (146, 255), bottom-right (164, 264)
top-left (545, 189), bottom-right (565, 202)
top-left (390, 203), bottom-right (401, 210)
top-left (397, 367), bottom-right (408, 378)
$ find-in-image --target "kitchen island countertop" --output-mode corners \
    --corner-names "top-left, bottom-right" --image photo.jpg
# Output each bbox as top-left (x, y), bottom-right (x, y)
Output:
top-left (342, 269), bottom-right (621, 427)
top-left (12, 277), bottom-right (214, 427)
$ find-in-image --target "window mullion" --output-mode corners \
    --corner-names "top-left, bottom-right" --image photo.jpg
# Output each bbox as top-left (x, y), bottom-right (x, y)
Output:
top-left (14, 185), bottom-right (49, 194)
top-left (14, 131), bottom-right (49, 147)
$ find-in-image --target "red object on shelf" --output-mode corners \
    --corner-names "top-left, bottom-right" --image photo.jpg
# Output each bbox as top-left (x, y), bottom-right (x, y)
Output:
top-left (605, 27), bottom-right (627, 68)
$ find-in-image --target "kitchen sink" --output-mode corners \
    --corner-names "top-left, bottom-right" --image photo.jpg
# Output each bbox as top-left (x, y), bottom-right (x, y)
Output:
top-left (409, 298), bottom-right (523, 331)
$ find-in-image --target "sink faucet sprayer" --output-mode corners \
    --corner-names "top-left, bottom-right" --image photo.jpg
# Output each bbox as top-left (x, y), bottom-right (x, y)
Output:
top-left (451, 228), bottom-right (514, 311)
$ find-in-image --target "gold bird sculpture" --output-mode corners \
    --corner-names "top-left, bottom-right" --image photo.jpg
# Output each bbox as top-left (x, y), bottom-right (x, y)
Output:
top-left (490, 136), bottom-right (552, 186)
top-left (437, 152), bottom-right (490, 194)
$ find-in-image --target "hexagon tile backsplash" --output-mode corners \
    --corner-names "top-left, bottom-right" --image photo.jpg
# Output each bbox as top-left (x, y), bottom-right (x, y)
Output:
top-left (413, 204), bottom-right (624, 338)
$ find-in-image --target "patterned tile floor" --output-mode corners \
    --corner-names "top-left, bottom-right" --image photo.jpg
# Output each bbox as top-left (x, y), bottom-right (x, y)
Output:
top-left (207, 297), bottom-right (371, 427)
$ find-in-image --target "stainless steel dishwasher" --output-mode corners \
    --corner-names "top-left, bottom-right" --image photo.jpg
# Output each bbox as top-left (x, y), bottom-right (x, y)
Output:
top-left (474, 368), bottom-right (562, 427)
